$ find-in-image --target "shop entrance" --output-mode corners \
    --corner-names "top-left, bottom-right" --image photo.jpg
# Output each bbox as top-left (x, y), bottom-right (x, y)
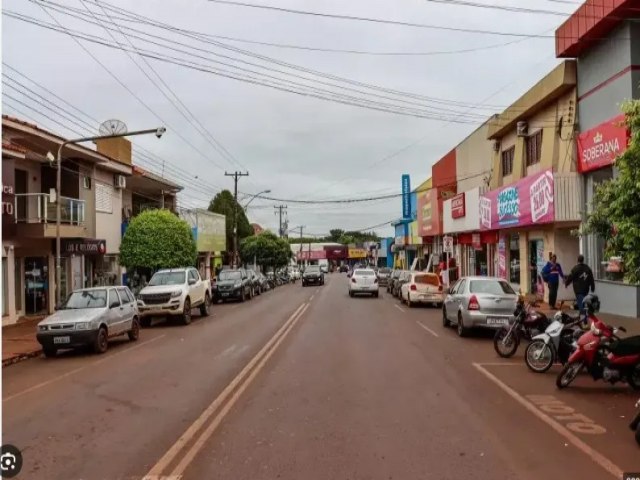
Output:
top-left (474, 245), bottom-right (488, 276)
top-left (529, 239), bottom-right (545, 295)
top-left (24, 257), bottom-right (48, 315)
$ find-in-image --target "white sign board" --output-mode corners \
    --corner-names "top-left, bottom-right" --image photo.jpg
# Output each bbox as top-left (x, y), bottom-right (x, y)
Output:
top-left (443, 235), bottom-right (454, 254)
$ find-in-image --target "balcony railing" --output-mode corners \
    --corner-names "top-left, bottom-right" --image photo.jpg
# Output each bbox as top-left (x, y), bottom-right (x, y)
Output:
top-left (14, 193), bottom-right (85, 225)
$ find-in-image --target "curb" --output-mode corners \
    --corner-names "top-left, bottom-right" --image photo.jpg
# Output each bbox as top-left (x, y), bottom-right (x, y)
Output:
top-left (2, 349), bottom-right (42, 367)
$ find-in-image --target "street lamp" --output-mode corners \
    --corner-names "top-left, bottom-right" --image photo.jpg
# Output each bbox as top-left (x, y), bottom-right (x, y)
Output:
top-left (243, 189), bottom-right (271, 211)
top-left (53, 127), bottom-right (166, 305)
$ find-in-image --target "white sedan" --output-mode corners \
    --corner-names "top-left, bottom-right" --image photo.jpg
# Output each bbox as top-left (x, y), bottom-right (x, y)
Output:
top-left (348, 269), bottom-right (379, 298)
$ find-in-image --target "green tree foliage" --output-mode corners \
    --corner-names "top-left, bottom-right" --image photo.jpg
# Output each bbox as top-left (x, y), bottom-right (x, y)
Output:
top-left (328, 229), bottom-right (344, 242)
top-left (240, 232), bottom-right (293, 271)
top-left (288, 229), bottom-right (380, 245)
top-left (208, 190), bottom-right (253, 253)
top-left (120, 209), bottom-right (197, 270)
top-left (584, 100), bottom-right (640, 283)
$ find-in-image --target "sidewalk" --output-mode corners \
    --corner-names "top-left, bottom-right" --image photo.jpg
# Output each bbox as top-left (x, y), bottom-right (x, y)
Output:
top-left (536, 303), bottom-right (640, 336)
top-left (2, 316), bottom-right (44, 366)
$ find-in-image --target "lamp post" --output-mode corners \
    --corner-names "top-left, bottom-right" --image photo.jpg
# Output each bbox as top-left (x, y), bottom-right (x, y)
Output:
top-left (54, 127), bottom-right (166, 305)
top-left (243, 189), bottom-right (271, 211)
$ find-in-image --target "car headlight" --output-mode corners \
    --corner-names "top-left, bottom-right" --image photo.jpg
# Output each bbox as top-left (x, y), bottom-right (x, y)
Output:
top-left (75, 322), bottom-right (91, 330)
top-left (234, 281), bottom-right (242, 288)
top-left (170, 290), bottom-right (182, 298)
top-left (38, 325), bottom-right (48, 332)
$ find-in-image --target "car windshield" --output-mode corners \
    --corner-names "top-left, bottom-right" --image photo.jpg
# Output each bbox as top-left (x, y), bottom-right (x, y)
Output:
top-left (416, 274), bottom-right (440, 286)
top-left (354, 270), bottom-right (375, 276)
top-left (469, 280), bottom-right (515, 295)
top-left (305, 266), bottom-right (320, 272)
top-left (63, 289), bottom-right (107, 309)
top-left (379, 268), bottom-right (391, 274)
top-left (219, 271), bottom-right (243, 280)
top-left (149, 271), bottom-right (186, 286)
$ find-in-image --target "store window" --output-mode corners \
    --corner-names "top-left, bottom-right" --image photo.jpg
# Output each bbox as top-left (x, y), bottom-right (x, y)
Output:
top-left (509, 234), bottom-right (520, 284)
top-left (525, 130), bottom-right (543, 166)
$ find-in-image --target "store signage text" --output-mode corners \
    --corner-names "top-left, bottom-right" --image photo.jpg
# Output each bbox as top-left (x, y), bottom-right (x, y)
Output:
top-left (577, 114), bottom-right (629, 173)
top-left (2, 184), bottom-right (14, 216)
top-left (61, 238), bottom-right (107, 255)
top-left (451, 193), bottom-right (465, 219)
top-left (401, 174), bottom-right (411, 219)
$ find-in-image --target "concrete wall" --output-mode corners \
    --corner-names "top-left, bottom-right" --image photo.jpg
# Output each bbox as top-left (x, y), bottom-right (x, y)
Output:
top-left (454, 121), bottom-right (494, 193)
top-left (94, 169), bottom-right (122, 254)
top-left (443, 187), bottom-right (481, 234)
top-left (596, 281), bottom-right (640, 317)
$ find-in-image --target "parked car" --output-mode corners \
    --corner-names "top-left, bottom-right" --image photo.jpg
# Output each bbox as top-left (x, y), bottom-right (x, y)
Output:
top-left (320, 264), bottom-right (329, 274)
top-left (302, 265), bottom-right (324, 286)
top-left (213, 268), bottom-right (253, 302)
top-left (376, 267), bottom-right (392, 286)
top-left (442, 276), bottom-right (519, 337)
top-left (137, 268), bottom-right (211, 326)
top-left (393, 271), bottom-right (411, 298)
top-left (348, 268), bottom-right (379, 298)
top-left (400, 272), bottom-right (444, 308)
top-left (387, 269), bottom-right (402, 293)
top-left (339, 264), bottom-right (349, 273)
top-left (36, 286), bottom-right (140, 356)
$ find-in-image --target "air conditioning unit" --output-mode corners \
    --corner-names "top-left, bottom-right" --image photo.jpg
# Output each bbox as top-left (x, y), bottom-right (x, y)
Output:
top-left (82, 176), bottom-right (91, 189)
top-left (516, 121), bottom-right (528, 137)
top-left (114, 174), bottom-right (126, 189)
top-left (493, 140), bottom-right (501, 152)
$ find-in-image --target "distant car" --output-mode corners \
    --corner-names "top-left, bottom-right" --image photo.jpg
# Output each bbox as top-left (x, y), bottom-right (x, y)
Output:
top-left (339, 265), bottom-right (349, 273)
top-left (302, 265), bottom-right (324, 286)
top-left (443, 276), bottom-right (519, 337)
top-left (400, 272), bottom-right (444, 308)
top-left (393, 271), bottom-right (411, 298)
top-left (349, 268), bottom-right (379, 298)
top-left (213, 268), bottom-right (253, 303)
top-left (37, 286), bottom-right (140, 357)
top-left (376, 267), bottom-right (391, 286)
top-left (387, 269), bottom-right (402, 293)
top-left (320, 264), bottom-right (329, 274)
top-left (137, 268), bottom-right (210, 326)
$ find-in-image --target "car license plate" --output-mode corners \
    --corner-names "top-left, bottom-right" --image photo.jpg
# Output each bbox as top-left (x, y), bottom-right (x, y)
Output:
top-left (53, 336), bottom-right (70, 344)
top-left (221, 293), bottom-right (229, 297)
top-left (486, 317), bottom-right (508, 326)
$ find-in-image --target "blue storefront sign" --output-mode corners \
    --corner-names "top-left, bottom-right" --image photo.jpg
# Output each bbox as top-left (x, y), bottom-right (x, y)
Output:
top-left (402, 174), bottom-right (411, 219)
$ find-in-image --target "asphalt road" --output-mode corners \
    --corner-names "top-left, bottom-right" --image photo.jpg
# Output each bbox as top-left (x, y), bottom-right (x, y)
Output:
top-left (3, 273), bottom-right (638, 480)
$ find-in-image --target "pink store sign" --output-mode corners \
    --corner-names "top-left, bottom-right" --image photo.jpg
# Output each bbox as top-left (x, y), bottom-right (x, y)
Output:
top-left (480, 170), bottom-right (554, 230)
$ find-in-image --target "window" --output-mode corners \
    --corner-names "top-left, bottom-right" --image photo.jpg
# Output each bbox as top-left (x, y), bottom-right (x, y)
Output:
top-left (469, 280), bottom-right (515, 295)
top-left (64, 289), bottom-right (107, 309)
top-left (415, 274), bottom-right (440, 286)
top-left (108, 289), bottom-right (119, 307)
top-left (149, 271), bottom-right (186, 286)
top-left (456, 279), bottom-right (466, 294)
top-left (189, 269), bottom-right (199, 282)
top-left (125, 288), bottom-right (136, 303)
top-left (117, 287), bottom-right (131, 304)
top-left (525, 130), bottom-right (543, 166)
top-left (96, 182), bottom-right (113, 213)
top-left (501, 146), bottom-right (515, 176)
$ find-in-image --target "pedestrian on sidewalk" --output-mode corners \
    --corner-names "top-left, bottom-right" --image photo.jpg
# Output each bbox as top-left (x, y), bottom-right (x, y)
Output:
top-left (541, 254), bottom-right (565, 309)
top-left (564, 254), bottom-right (595, 313)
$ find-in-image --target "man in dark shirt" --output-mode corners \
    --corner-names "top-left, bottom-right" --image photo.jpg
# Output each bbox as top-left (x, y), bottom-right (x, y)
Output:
top-left (564, 254), bottom-right (595, 312)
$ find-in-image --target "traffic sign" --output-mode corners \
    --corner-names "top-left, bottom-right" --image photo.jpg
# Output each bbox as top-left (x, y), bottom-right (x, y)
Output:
top-left (443, 235), bottom-right (454, 253)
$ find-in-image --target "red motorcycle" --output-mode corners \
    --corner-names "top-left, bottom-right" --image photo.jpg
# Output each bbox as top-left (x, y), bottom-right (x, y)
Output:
top-left (556, 315), bottom-right (640, 390)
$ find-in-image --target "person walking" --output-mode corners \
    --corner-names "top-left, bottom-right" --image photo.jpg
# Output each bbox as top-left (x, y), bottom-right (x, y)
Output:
top-left (541, 254), bottom-right (565, 309)
top-left (564, 254), bottom-right (595, 312)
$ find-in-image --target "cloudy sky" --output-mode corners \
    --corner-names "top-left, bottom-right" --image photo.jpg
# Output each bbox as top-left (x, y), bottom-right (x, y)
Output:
top-left (2, 0), bottom-right (577, 238)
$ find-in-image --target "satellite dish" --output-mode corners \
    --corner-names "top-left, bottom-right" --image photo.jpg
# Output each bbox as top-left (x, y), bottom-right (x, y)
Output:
top-left (98, 119), bottom-right (128, 136)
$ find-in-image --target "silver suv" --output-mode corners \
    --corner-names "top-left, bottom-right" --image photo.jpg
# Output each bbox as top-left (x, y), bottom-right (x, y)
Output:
top-left (137, 268), bottom-right (211, 326)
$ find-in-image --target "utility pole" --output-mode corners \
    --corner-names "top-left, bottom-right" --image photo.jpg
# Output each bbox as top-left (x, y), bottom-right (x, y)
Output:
top-left (225, 171), bottom-right (249, 268)
top-left (274, 204), bottom-right (288, 237)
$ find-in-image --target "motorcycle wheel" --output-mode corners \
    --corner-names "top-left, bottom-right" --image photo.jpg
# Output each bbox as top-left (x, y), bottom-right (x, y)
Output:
top-left (627, 364), bottom-right (640, 391)
top-left (525, 340), bottom-right (555, 373)
top-left (493, 327), bottom-right (519, 358)
top-left (556, 360), bottom-right (583, 389)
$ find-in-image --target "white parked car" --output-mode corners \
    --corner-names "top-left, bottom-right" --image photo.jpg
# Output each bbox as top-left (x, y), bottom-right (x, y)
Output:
top-left (36, 286), bottom-right (140, 356)
top-left (137, 268), bottom-right (211, 326)
top-left (348, 268), bottom-right (379, 298)
top-left (400, 272), bottom-right (444, 308)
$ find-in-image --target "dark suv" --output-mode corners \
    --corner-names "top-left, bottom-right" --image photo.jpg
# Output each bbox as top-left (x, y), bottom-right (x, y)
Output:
top-left (302, 265), bottom-right (324, 286)
top-left (213, 268), bottom-right (253, 302)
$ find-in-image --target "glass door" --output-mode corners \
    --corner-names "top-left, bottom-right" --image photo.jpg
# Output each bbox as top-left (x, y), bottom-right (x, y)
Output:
top-left (24, 257), bottom-right (48, 315)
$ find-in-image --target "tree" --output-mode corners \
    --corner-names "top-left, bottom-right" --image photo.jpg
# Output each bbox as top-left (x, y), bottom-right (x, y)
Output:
top-left (120, 209), bottom-right (197, 270)
top-left (583, 100), bottom-right (640, 283)
top-left (328, 229), bottom-right (344, 242)
top-left (240, 232), bottom-right (293, 271)
top-left (208, 190), bottom-right (253, 255)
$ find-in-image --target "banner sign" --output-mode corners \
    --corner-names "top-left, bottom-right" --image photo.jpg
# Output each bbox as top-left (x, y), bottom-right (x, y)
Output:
top-left (577, 114), bottom-right (629, 173)
top-left (348, 248), bottom-right (368, 259)
top-left (443, 235), bottom-right (454, 254)
top-left (451, 192), bottom-right (465, 219)
top-left (401, 174), bottom-right (411, 219)
top-left (297, 250), bottom-right (326, 261)
top-left (472, 233), bottom-right (482, 250)
top-left (2, 159), bottom-right (16, 238)
top-left (61, 238), bottom-right (107, 256)
top-left (480, 170), bottom-right (554, 230)
top-left (497, 235), bottom-right (507, 279)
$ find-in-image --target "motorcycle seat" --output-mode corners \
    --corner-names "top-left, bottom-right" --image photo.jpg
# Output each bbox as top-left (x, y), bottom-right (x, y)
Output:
top-left (610, 335), bottom-right (640, 357)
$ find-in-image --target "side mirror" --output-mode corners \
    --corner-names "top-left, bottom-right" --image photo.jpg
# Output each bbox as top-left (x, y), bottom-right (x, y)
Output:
top-left (188, 278), bottom-right (197, 285)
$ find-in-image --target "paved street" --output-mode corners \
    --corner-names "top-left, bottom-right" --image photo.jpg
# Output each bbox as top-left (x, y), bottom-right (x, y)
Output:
top-left (3, 273), bottom-right (639, 480)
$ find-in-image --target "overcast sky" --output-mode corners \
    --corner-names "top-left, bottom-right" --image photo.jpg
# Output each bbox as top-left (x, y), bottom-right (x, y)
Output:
top-left (2, 0), bottom-right (577, 238)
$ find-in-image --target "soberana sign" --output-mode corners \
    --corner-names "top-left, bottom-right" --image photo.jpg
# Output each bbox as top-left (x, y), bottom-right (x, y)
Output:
top-left (577, 114), bottom-right (629, 173)
top-left (480, 170), bottom-right (554, 230)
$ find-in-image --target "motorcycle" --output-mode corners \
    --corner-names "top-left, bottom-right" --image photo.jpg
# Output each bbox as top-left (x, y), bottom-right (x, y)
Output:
top-left (556, 316), bottom-right (640, 390)
top-left (493, 297), bottom-right (550, 358)
top-left (524, 310), bottom-right (585, 373)
top-left (630, 398), bottom-right (640, 446)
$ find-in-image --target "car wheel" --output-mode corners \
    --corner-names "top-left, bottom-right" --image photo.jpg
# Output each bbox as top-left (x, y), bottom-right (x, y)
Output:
top-left (374, 291), bottom-right (379, 298)
top-left (199, 294), bottom-right (211, 317)
top-left (128, 318), bottom-right (140, 341)
top-left (407, 295), bottom-right (415, 308)
top-left (43, 346), bottom-right (57, 358)
top-left (442, 307), bottom-right (450, 327)
top-left (349, 291), bottom-right (354, 297)
top-left (181, 298), bottom-right (192, 325)
top-left (140, 317), bottom-right (151, 328)
top-left (93, 326), bottom-right (109, 354)
top-left (457, 312), bottom-right (469, 337)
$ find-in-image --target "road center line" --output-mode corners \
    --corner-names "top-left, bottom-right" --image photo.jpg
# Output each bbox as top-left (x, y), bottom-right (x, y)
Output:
top-left (169, 302), bottom-right (310, 478)
top-left (309, 294), bottom-right (315, 301)
top-left (416, 321), bottom-right (439, 338)
top-left (3, 334), bottom-right (167, 403)
top-left (144, 302), bottom-right (308, 478)
top-left (394, 304), bottom-right (406, 313)
top-left (472, 362), bottom-right (623, 479)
